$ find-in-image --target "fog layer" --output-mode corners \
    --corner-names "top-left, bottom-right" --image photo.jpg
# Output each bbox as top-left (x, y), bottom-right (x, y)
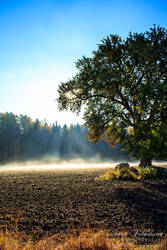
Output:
top-left (0, 157), bottom-right (166, 173)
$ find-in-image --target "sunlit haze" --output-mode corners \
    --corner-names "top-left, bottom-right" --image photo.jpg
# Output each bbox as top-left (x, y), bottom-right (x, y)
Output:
top-left (0, 0), bottom-right (167, 125)
top-left (0, 159), bottom-right (167, 173)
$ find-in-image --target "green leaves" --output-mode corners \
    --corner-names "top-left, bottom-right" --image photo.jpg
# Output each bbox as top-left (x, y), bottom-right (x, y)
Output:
top-left (57, 25), bottom-right (167, 163)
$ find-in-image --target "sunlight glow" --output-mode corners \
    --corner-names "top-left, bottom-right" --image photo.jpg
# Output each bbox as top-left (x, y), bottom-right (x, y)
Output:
top-left (0, 161), bottom-right (166, 173)
top-left (0, 0), bottom-right (166, 125)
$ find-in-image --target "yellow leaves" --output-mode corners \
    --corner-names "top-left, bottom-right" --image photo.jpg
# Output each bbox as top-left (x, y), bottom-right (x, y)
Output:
top-left (105, 125), bottom-right (121, 147)
top-left (98, 168), bottom-right (139, 181)
top-left (98, 166), bottom-right (159, 182)
top-left (106, 135), bottom-right (120, 148)
top-left (137, 175), bottom-right (142, 180)
top-left (127, 127), bottom-right (134, 134)
top-left (135, 105), bottom-right (142, 112)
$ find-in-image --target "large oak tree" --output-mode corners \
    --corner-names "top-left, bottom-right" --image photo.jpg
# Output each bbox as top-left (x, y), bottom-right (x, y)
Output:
top-left (57, 26), bottom-right (167, 166)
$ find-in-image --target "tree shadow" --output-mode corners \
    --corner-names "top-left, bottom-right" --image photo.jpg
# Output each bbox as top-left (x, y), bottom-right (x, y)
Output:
top-left (112, 181), bottom-right (167, 234)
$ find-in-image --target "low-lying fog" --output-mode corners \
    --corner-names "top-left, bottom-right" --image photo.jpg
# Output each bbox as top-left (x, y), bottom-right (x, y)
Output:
top-left (0, 157), bottom-right (166, 172)
top-left (0, 159), bottom-right (116, 172)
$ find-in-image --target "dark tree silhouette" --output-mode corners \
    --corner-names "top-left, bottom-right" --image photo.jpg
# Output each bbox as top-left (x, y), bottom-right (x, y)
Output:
top-left (0, 112), bottom-right (129, 164)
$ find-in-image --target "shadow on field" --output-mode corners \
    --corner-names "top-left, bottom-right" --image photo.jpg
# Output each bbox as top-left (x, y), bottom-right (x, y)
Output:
top-left (0, 169), bottom-right (166, 240)
top-left (114, 182), bottom-right (167, 234)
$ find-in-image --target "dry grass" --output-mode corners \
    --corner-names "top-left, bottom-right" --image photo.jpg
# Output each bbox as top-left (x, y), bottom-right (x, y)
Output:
top-left (98, 166), bottom-right (167, 181)
top-left (55, 230), bottom-right (139, 250)
top-left (0, 228), bottom-right (166, 250)
top-left (0, 230), bottom-right (34, 250)
top-left (97, 168), bottom-right (139, 181)
top-left (0, 169), bottom-right (167, 242)
top-left (0, 166), bottom-right (167, 249)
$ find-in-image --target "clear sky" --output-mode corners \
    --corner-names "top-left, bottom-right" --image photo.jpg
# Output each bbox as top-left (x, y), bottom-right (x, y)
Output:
top-left (0, 0), bottom-right (167, 125)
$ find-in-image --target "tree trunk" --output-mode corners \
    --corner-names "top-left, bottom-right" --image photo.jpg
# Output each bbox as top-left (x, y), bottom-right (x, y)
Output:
top-left (139, 158), bottom-right (152, 167)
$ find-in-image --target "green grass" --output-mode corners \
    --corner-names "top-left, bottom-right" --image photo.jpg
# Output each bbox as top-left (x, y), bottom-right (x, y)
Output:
top-left (138, 167), bottom-right (157, 180)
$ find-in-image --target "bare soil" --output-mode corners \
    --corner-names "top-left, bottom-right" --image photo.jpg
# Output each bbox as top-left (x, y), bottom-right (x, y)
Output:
top-left (0, 166), bottom-right (167, 242)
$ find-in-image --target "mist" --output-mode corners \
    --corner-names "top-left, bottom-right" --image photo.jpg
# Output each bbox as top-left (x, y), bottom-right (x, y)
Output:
top-left (0, 155), bottom-right (166, 173)
top-left (0, 113), bottom-right (131, 167)
top-left (1, 112), bottom-right (166, 172)
top-left (0, 155), bottom-right (122, 172)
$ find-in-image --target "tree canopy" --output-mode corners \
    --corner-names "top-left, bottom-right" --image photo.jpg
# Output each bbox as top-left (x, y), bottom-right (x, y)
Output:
top-left (57, 26), bottom-right (167, 166)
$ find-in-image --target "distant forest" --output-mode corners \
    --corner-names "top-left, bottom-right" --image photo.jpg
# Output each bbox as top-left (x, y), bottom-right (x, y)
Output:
top-left (0, 112), bottom-right (130, 164)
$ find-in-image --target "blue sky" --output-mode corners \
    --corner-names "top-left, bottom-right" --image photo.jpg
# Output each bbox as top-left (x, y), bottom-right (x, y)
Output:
top-left (0, 0), bottom-right (167, 125)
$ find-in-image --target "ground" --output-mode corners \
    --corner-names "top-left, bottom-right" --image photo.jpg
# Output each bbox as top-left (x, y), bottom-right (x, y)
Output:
top-left (0, 165), bottom-right (167, 244)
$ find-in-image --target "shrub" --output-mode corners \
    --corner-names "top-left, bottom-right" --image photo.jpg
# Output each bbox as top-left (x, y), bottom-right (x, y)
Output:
top-left (98, 168), bottom-right (138, 181)
top-left (115, 168), bottom-right (138, 180)
top-left (98, 166), bottom-right (160, 181)
top-left (138, 167), bottom-right (157, 179)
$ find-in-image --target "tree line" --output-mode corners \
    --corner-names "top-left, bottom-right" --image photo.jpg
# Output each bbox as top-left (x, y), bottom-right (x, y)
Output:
top-left (0, 112), bottom-right (129, 164)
